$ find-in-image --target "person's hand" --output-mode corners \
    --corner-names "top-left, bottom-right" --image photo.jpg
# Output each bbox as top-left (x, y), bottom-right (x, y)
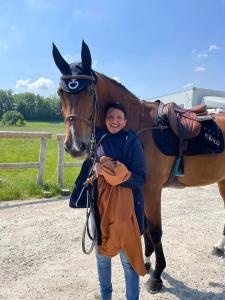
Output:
top-left (99, 156), bottom-right (117, 171)
top-left (93, 162), bottom-right (102, 176)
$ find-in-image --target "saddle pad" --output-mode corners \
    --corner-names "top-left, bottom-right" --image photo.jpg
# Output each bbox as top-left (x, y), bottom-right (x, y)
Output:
top-left (152, 120), bottom-right (224, 156)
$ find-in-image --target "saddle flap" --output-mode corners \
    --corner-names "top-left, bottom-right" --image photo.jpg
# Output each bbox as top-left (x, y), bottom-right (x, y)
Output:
top-left (164, 104), bottom-right (202, 139)
top-left (178, 112), bottom-right (201, 139)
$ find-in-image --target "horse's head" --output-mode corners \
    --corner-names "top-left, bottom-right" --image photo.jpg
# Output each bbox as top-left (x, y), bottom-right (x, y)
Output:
top-left (53, 41), bottom-right (98, 157)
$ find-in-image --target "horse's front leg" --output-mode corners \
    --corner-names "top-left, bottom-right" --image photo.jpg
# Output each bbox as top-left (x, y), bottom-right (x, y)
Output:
top-left (144, 216), bottom-right (154, 271)
top-left (143, 187), bottom-right (166, 293)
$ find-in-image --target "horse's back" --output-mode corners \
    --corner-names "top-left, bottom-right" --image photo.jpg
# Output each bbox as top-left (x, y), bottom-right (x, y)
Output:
top-left (178, 112), bottom-right (225, 187)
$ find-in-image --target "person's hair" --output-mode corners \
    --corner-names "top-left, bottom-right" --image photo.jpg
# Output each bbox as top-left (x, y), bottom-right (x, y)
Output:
top-left (104, 102), bottom-right (127, 119)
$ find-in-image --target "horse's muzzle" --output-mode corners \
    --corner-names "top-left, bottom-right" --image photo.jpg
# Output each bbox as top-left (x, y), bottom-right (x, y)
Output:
top-left (64, 140), bottom-right (87, 157)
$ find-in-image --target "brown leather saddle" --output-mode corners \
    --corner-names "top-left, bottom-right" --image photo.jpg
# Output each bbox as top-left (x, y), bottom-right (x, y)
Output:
top-left (156, 100), bottom-right (211, 153)
top-left (155, 100), bottom-right (212, 175)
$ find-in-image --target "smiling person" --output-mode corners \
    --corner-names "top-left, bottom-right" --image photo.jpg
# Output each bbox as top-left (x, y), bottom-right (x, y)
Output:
top-left (93, 102), bottom-right (147, 300)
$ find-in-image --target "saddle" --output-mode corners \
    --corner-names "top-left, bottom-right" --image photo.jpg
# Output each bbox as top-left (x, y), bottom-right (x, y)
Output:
top-left (155, 100), bottom-right (212, 175)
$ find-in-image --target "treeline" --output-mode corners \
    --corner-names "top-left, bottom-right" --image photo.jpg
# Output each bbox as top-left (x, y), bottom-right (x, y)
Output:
top-left (0, 89), bottom-right (63, 122)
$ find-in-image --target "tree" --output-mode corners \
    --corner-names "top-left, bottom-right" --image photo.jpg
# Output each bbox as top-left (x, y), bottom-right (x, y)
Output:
top-left (14, 92), bottom-right (63, 121)
top-left (0, 90), bottom-right (15, 118)
top-left (14, 92), bottom-right (37, 120)
top-left (1, 111), bottom-right (25, 126)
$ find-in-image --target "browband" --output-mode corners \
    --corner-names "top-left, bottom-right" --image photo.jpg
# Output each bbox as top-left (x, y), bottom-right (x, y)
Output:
top-left (60, 74), bottom-right (95, 81)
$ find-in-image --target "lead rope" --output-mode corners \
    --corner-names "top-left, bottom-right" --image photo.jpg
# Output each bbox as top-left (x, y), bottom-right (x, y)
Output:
top-left (81, 133), bottom-right (107, 254)
top-left (82, 182), bottom-right (96, 254)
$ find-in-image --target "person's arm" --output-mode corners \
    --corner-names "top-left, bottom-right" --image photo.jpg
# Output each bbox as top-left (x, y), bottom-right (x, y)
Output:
top-left (120, 139), bottom-right (146, 189)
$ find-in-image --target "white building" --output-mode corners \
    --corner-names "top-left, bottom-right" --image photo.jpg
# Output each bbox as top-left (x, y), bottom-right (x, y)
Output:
top-left (149, 87), bottom-right (225, 110)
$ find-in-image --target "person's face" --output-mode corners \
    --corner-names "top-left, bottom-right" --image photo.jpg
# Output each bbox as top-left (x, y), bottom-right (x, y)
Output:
top-left (105, 108), bottom-right (127, 134)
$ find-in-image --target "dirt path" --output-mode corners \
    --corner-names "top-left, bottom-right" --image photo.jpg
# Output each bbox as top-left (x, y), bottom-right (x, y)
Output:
top-left (0, 185), bottom-right (225, 299)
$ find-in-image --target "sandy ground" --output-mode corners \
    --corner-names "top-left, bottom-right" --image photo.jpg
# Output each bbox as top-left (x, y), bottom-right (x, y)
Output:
top-left (0, 184), bottom-right (225, 300)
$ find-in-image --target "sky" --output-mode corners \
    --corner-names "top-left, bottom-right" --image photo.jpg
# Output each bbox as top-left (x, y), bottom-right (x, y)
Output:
top-left (0, 0), bottom-right (225, 99)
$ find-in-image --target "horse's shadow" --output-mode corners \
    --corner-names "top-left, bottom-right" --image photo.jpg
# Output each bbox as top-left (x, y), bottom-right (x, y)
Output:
top-left (146, 271), bottom-right (225, 299)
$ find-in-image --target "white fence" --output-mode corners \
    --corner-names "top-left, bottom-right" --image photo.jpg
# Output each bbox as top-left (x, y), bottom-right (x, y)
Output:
top-left (0, 131), bottom-right (82, 188)
top-left (0, 131), bottom-right (51, 186)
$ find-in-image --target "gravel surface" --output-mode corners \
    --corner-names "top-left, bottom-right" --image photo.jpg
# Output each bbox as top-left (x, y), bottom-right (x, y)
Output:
top-left (0, 184), bottom-right (225, 299)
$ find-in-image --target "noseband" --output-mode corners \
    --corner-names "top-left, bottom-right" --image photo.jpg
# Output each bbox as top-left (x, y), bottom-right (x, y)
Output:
top-left (59, 73), bottom-right (98, 159)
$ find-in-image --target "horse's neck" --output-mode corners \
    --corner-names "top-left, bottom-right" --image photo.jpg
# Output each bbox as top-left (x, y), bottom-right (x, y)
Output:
top-left (95, 73), bottom-right (155, 131)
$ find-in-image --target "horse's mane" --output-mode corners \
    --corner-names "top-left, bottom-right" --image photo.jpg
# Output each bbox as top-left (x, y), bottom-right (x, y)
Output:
top-left (96, 72), bottom-right (140, 102)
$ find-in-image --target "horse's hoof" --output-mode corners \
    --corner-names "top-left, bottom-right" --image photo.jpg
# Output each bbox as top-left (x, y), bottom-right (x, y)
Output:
top-left (145, 262), bottom-right (151, 271)
top-left (145, 276), bottom-right (163, 294)
top-left (212, 246), bottom-right (224, 257)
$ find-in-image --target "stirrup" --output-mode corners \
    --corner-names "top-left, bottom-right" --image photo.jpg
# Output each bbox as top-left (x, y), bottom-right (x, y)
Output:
top-left (172, 157), bottom-right (184, 177)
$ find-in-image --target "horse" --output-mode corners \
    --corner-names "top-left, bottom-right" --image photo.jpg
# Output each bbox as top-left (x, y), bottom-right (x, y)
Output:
top-left (52, 40), bottom-right (225, 293)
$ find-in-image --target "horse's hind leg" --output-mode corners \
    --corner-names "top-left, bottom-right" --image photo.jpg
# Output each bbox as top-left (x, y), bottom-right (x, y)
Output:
top-left (144, 217), bottom-right (154, 271)
top-left (144, 187), bottom-right (166, 293)
top-left (213, 179), bottom-right (225, 256)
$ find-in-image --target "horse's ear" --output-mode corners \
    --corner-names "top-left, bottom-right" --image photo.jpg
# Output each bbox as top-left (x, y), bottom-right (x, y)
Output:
top-left (81, 40), bottom-right (92, 71)
top-left (52, 43), bottom-right (70, 74)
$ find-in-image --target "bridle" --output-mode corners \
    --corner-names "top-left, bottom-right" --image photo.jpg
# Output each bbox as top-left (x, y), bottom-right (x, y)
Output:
top-left (59, 73), bottom-right (98, 160)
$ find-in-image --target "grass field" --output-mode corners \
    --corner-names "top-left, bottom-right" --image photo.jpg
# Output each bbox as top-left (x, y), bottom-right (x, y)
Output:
top-left (0, 121), bottom-right (83, 201)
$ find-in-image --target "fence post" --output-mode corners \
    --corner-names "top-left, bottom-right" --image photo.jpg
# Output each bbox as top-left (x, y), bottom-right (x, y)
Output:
top-left (37, 137), bottom-right (48, 186)
top-left (0, 131), bottom-right (51, 187)
top-left (57, 134), bottom-right (65, 187)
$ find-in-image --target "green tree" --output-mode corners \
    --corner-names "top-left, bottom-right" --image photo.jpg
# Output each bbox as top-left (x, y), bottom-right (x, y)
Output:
top-left (1, 111), bottom-right (25, 126)
top-left (14, 92), bottom-right (37, 120)
top-left (0, 90), bottom-right (15, 118)
top-left (14, 92), bottom-right (63, 121)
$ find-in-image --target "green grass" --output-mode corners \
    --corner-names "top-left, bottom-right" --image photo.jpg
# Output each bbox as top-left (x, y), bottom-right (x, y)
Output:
top-left (0, 121), bottom-right (83, 201)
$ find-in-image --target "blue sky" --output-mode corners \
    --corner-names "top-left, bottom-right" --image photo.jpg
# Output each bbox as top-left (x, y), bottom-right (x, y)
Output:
top-left (0, 0), bottom-right (225, 99)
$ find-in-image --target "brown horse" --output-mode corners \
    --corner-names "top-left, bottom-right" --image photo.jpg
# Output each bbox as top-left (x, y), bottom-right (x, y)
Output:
top-left (52, 41), bottom-right (225, 293)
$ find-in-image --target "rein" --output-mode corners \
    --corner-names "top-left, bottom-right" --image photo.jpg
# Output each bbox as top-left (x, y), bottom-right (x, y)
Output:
top-left (77, 133), bottom-right (107, 255)
top-left (137, 125), bottom-right (169, 136)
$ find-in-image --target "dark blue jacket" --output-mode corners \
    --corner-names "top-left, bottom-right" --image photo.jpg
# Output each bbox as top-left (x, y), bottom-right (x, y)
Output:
top-left (70, 129), bottom-right (146, 234)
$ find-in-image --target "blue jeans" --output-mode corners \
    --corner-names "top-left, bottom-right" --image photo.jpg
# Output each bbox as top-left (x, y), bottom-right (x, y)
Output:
top-left (96, 250), bottom-right (140, 300)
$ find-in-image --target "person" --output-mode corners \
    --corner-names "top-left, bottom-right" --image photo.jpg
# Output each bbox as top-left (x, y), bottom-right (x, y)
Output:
top-left (92, 102), bottom-right (147, 300)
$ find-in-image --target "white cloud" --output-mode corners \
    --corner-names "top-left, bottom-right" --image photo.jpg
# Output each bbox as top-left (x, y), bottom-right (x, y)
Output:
top-left (16, 77), bottom-right (54, 91)
top-left (183, 80), bottom-right (199, 89)
top-left (183, 82), bottom-right (195, 89)
top-left (16, 79), bottom-right (31, 88)
top-left (11, 25), bottom-right (17, 31)
top-left (208, 44), bottom-right (220, 51)
top-left (193, 66), bottom-right (206, 72)
top-left (192, 44), bottom-right (221, 60)
top-left (112, 76), bottom-right (121, 83)
top-left (197, 53), bottom-right (208, 58)
top-left (0, 40), bottom-right (8, 50)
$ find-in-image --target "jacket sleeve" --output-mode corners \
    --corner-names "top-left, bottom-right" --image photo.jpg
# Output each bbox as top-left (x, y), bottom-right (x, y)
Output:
top-left (120, 139), bottom-right (146, 189)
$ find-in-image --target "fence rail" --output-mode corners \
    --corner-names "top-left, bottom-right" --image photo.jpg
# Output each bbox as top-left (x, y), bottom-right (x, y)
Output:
top-left (0, 131), bottom-right (51, 186)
